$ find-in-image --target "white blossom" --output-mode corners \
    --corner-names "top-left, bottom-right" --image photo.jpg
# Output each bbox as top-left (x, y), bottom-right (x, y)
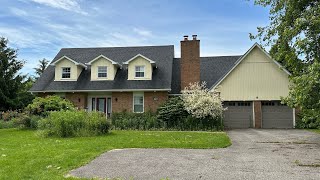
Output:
top-left (181, 82), bottom-right (225, 119)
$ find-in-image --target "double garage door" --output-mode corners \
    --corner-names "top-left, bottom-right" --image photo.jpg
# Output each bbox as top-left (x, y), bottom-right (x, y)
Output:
top-left (223, 101), bottom-right (293, 129)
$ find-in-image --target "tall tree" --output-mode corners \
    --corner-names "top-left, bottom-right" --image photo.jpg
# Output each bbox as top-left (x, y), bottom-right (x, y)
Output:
top-left (251, 0), bottom-right (320, 128)
top-left (0, 37), bottom-right (33, 111)
top-left (250, 0), bottom-right (320, 75)
top-left (34, 58), bottom-right (49, 78)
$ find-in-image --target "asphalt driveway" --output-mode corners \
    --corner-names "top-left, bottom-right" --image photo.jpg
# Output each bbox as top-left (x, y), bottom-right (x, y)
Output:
top-left (69, 129), bottom-right (320, 180)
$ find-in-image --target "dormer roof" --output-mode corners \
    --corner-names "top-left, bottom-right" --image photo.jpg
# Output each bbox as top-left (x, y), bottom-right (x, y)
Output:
top-left (50, 55), bottom-right (87, 69)
top-left (123, 54), bottom-right (156, 67)
top-left (85, 54), bottom-right (120, 67)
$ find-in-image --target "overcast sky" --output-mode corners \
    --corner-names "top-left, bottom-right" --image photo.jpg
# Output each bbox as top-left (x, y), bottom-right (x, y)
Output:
top-left (0, 0), bottom-right (270, 75)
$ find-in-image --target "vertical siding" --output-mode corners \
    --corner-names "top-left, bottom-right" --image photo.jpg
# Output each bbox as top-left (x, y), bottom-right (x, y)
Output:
top-left (127, 57), bottom-right (152, 80)
top-left (216, 47), bottom-right (290, 101)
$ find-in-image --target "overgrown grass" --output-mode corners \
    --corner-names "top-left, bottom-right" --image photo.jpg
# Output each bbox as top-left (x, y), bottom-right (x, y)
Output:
top-left (0, 129), bottom-right (231, 179)
top-left (309, 129), bottom-right (320, 134)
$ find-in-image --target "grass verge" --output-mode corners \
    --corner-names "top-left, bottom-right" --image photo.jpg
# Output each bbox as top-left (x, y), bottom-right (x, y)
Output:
top-left (309, 129), bottom-right (320, 134)
top-left (0, 129), bottom-right (230, 179)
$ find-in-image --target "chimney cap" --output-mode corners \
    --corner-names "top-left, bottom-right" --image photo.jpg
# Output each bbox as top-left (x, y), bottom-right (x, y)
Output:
top-left (192, 34), bottom-right (197, 40)
top-left (183, 35), bottom-right (188, 41)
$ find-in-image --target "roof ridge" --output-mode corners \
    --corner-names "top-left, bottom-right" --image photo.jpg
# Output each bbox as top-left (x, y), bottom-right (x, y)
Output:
top-left (200, 55), bottom-right (242, 58)
top-left (174, 55), bottom-right (242, 60)
top-left (61, 45), bottom-right (174, 50)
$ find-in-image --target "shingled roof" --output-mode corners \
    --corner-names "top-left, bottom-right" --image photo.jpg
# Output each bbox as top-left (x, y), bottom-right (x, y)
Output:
top-left (30, 45), bottom-right (174, 92)
top-left (170, 56), bottom-right (241, 94)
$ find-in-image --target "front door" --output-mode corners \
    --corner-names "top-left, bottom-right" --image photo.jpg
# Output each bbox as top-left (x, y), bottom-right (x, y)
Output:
top-left (96, 98), bottom-right (106, 113)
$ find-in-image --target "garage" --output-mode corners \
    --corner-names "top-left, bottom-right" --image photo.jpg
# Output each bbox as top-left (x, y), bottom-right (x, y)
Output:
top-left (223, 101), bottom-right (253, 129)
top-left (262, 101), bottom-right (293, 128)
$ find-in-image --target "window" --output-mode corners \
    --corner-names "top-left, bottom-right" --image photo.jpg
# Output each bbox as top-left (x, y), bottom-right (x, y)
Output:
top-left (92, 98), bottom-right (96, 111)
top-left (133, 94), bottom-right (144, 113)
top-left (225, 102), bottom-right (236, 106)
top-left (238, 102), bottom-right (251, 106)
top-left (62, 67), bottom-right (71, 78)
top-left (135, 66), bottom-right (145, 78)
top-left (98, 66), bottom-right (107, 78)
top-left (262, 101), bottom-right (275, 106)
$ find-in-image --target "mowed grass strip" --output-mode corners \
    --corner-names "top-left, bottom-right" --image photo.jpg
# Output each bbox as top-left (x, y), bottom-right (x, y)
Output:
top-left (0, 129), bottom-right (231, 179)
top-left (309, 129), bottom-right (320, 134)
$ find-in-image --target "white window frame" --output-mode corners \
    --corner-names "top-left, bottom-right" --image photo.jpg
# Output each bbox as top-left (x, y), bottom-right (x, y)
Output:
top-left (97, 66), bottom-right (108, 78)
top-left (135, 65), bottom-right (145, 78)
top-left (133, 92), bottom-right (144, 113)
top-left (61, 67), bottom-right (71, 79)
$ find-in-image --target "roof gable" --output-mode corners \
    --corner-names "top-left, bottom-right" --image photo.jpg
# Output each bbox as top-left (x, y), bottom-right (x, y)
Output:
top-left (85, 55), bottom-right (120, 66)
top-left (210, 43), bottom-right (291, 90)
top-left (123, 54), bottom-right (156, 67)
top-left (50, 55), bottom-right (87, 69)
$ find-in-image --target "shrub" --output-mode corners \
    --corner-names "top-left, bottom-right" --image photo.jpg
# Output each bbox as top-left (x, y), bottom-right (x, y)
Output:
top-left (0, 111), bottom-right (35, 129)
top-left (157, 97), bottom-right (188, 128)
top-left (111, 111), bottom-right (160, 130)
top-left (12, 115), bottom-right (42, 129)
top-left (25, 96), bottom-right (75, 117)
top-left (0, 110), bottom-right (20, 121)
top-left (181, 82), bottom-right (225, 119)
top-left (295, 109), bottom-right (320, 129)
top-left (38, 110), bottom-right (110, 137)
top-left (0, 120), bottom-right (15, 129)
top-left (157, 96), bottom-right (224, 131)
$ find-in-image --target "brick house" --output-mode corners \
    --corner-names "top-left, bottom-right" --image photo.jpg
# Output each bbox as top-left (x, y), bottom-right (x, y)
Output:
top-left (30, 35), bottom-right (295, 129)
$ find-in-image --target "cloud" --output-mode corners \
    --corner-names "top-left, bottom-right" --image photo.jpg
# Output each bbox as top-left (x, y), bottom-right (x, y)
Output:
top-left (133, 28), bottom-right (153, 37)
top-left (29, 0), bottom-right (87, 15)
top-left (10, 7), bottom-right (28, 17)
top-left (0, 27), bottom-right (54, 49)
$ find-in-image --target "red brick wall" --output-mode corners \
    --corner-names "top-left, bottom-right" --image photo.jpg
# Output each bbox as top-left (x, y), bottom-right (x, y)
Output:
top-left (254, 101), bottom-right (262, 128)
top-left (144, 92), bottom-right (168, 112)
top-left (65, 93), bottom-right (88, 109)
top-left (112, 92), bottom-right (133, 113)
top-left (180, 36), bottom-right (200, 90)
top-left (111, 92), bottom-right (169, 113)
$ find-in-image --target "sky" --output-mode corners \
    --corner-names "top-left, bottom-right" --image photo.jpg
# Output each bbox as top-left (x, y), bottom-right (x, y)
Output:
top-left (0, 0), bottom-right (270, 75)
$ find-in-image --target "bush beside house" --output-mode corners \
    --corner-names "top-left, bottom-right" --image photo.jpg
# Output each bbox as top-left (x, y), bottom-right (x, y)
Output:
top-left (0, 83), bottom-right (226, 134)
top-left (1, 84), bottom-right (226, 133)
top-left (25, 96), bottom-right (76, 116)
top-left (38, 110), bottom-right (110, 137)
top-left (111, 85), bottom-right (225, 131)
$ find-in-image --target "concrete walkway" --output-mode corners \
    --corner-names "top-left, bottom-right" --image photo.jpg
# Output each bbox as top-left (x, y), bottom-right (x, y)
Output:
top-left (69, 129), bottom-right (320, 180)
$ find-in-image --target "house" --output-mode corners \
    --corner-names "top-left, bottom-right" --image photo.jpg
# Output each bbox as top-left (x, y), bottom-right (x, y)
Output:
top-left (30, 35), bottom-right (295, 129)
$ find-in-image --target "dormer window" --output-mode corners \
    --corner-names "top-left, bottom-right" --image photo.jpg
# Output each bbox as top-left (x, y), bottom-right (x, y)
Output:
top-left (62, 67), bottom-right (71, 78)
top-left (135, 66), bottom-right (145, 78)
top-left (98, 66), bottom-right (107, 78)
top-left (86, 55), bottom-right (119, 81)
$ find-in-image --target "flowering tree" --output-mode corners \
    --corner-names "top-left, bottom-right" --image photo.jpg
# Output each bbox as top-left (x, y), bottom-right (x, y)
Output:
top-left (181, 82), bottom-right (225, 119)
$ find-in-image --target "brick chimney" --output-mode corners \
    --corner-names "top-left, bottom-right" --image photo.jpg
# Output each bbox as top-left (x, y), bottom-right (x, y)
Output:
top-left (180, 35), bottom-right (200, 90)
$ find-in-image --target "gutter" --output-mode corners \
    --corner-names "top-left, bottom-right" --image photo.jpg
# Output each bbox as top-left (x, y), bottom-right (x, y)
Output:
top-left (29, 89), bottom-right (172, 93)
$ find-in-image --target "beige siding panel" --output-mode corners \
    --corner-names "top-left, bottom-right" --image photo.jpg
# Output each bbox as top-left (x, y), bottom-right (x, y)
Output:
top-left (90, 57), bottom-right (116, 80)
top-left (113, 65), bottom-right (117, 77)
top-left (127, 57), bottom-right (152, 80)
top-left (54, 58), bottom-right (79, 81)
top-left (77, 66), bottom-right (83, 78)
top-left (216, 47), bottom-right (290, 101)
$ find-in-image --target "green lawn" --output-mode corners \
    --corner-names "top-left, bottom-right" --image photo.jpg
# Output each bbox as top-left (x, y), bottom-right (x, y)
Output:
top-left (309, 129), bottom-right (320, 134)
top-left (0, 129), bottom-right (230, 179)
